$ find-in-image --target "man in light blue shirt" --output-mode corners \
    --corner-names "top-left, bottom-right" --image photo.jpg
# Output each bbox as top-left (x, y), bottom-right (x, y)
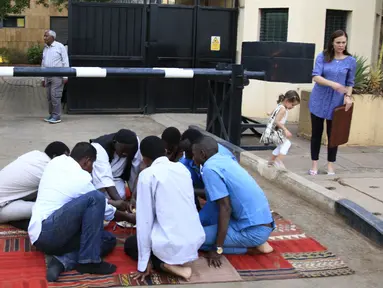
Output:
top-left (192, 136), bottom-right (274, 268)
top-left (179, 128), bottom-right (237, 213)
top-left (179, 128), bottom-right (236, 189)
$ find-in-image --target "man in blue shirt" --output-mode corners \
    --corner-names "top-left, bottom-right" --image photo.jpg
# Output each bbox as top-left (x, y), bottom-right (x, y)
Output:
top-left (192, 136), bottom-right (274, 267)
top-left (179, 128), bottom-right (237, 189)
top-left (179, 129), bottom-right (237, 212)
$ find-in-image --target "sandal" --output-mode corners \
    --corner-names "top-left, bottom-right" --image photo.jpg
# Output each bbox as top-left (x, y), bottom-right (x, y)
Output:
top-left (309, 169), bottom-right (318, 176)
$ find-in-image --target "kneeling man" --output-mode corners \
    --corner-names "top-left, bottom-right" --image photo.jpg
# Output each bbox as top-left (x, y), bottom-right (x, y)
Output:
top-left (192, 136), bottom-right (274, 267)
top-left (28, 142), bottom-right (135, 282)
top-left (125, 136), bottom-right (205, 282)
top-left (0, 141), bottom-right (70, 228)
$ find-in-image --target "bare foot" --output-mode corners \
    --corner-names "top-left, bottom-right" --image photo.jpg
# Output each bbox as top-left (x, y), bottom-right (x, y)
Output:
top-left (162, 264), bottom-right (192, 281)
top-left (256, 242), bottom-right (274, 254)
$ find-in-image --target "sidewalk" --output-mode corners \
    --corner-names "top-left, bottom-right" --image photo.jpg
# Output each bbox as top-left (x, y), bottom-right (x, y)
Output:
top-left (154, 112), bottom-right (383, 222)
top-left (251, 123), bottom-right (383, 221)
top-left (1, 79), bottom-right (383, 286)
top-left (1, 77), bottom-right (382, 229)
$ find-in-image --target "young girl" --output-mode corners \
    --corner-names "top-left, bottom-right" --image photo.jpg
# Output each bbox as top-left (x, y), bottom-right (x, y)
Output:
top-left (268, 90), bottom-right (300, 169)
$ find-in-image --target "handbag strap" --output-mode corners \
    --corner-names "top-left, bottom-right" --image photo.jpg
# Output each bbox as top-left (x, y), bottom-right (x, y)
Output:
top-left (270, 105), bottom-right (282, 120)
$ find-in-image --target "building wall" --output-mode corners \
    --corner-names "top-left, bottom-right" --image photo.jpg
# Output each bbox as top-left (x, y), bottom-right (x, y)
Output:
top-left (237, 0), bottom-right (383, 122)
top-left (0, 2), bottom-right (67, 52)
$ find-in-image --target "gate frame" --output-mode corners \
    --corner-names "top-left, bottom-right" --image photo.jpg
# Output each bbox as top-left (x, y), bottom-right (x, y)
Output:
top-left (67, 0), bottom-right (239, 114)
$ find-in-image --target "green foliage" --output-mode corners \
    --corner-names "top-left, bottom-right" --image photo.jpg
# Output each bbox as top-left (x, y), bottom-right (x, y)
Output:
top-left (352, 51), bottom-right (383, 96)
top-left (0, 0), bottom-right (31, 20)
top-left (26, 43), bottom-right (43, 64)
top-left (0, 47), bottom-right (30, 64)
top-left (366, 45), bottom-right (383, 95)
top-left (352, 55), bottom-right (369, 94)
top-left (0, 47), bottom-right (10, 63)
top-left (0, 1), bottom-right (131, 19)
top-left (7, 49), bottom-right (28, 64)
top-left (35, 0), bottom-right (67, 12)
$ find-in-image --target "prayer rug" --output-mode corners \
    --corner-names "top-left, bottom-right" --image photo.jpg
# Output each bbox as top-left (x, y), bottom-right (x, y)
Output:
top-left (0, 212), bottom-right (354, 287)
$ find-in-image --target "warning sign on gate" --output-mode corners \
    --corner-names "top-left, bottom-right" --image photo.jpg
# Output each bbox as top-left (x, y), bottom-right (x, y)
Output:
top-left (210, 36), bottom-right (221, 51)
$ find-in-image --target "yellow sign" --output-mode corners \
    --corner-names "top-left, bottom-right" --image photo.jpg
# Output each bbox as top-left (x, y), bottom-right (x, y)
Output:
top-left (17, 18), bottom-right (25, 27)
top-left (210, 36), bottom-right (221, 51)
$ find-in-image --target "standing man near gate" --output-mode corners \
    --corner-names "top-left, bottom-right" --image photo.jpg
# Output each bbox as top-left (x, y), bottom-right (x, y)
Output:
top-left (41, 30), bottom-right (69, 124)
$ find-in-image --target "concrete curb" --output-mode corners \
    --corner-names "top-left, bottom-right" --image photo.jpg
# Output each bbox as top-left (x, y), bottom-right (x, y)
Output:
top-left (189, 125), bottom-right (383, 246)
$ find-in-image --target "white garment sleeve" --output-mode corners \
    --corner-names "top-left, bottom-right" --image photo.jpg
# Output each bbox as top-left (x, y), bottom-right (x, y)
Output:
top-left (92, 144), bottom-right (115, 189)
top-left (104, 200), bottom-right (117, 221)
top-left (61, 44), bottom-right (70, 68)
top-left (41, 47), bottom-right (46, 81)
top-left (128, 150), bottom-right (142, 190)
top-left (136, 171), bottom-right (155, 272)
top-left (127, 136), bottom-right (142, 190)
top-left (61, 44), bottom-right (69, 80)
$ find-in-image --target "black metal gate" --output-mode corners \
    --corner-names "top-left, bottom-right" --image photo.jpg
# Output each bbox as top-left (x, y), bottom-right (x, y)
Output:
top-left (67, 0), bottom-right (238, 114)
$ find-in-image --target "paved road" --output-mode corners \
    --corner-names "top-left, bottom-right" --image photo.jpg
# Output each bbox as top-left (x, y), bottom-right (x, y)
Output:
top-left (1, 78), bottom-right (382, 287)
top-left (0, 114), bottom-right (381, 288)
top-left (251, 124), bottom-right (383, 221)
top-left (165, 170), bottom-right (383, 288)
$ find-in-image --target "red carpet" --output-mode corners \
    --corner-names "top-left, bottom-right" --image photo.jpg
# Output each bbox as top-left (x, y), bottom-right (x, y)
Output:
top-left (0, 212), bottom-right (354, 287)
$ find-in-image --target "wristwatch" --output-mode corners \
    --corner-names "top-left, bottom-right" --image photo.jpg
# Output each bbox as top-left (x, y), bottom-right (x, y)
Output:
top-left (216, 246), bottom-right (223, 255)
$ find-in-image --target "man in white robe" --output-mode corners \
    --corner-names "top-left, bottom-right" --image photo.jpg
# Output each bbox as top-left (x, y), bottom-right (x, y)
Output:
top-left (124, 136), bottom-right (205, 282)
top-left (90, 129), bottom-right (142, 201)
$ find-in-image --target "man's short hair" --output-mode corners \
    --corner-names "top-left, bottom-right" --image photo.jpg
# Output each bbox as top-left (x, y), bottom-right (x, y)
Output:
top-left (47, 30), bottom-right (56, 39)
top-left (161, 127), bottom-right (181, 146)
top-left (114, 129), bottom-right (137, 145)
top-left (193, 136), bottom-right (219, 154)
top-left (44, 141), bottom-right (70, 159)
top-left (140, 136), bottom-right (166, 161)
top-left (70, 142), bottom-right (97, 162)
top-left (180, 128), bottom-right (203, 145)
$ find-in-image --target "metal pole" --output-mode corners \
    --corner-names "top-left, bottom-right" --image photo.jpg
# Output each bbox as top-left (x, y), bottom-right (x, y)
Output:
top-left (227, 64), bottom-right (244, 146)
top-left (0, 66), bottom-right (265, 79)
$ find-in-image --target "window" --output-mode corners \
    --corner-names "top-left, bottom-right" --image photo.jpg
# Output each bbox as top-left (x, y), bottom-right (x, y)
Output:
top-left (324, 10), bottom-right (348, 48)
top-left (260, 8), bottom-right (289, 42)
top-left (3, 16), bottom-right (25, 28)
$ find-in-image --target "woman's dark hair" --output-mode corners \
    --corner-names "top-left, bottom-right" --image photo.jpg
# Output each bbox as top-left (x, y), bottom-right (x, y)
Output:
top-left (277, 90), bottom-right (300, 104)
top-left (324, 30), bottom-right (351, 62)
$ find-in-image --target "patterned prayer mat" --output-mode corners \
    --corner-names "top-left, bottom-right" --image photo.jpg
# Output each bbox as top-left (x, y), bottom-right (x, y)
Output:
top-left (0, 212), bottom-right (354, 287)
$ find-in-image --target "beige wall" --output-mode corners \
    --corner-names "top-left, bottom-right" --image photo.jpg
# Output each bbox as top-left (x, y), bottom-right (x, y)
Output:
top-left (238, 0), bottom-right (383, 121)
top-left (0, 2), bottom-right (67, 52)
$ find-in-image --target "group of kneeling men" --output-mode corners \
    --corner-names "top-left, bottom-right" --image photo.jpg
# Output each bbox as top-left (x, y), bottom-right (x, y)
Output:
top-left (0, 128), bottom-right (274, 282)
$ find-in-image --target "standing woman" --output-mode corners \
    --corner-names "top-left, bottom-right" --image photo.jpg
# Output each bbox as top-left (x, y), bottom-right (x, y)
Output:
top-left (309, 30), bottom-right (356, 175)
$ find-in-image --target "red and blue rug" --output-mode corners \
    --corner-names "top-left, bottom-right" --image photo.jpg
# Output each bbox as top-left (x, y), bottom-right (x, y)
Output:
top-left (0, 212), bottom-right (354, 287)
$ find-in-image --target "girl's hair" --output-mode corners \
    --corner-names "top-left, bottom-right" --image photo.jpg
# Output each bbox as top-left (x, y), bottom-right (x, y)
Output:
top-left (277, 90), bottom-right (300, 104)
top-left (324, 30), bottom-right (351, 62)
